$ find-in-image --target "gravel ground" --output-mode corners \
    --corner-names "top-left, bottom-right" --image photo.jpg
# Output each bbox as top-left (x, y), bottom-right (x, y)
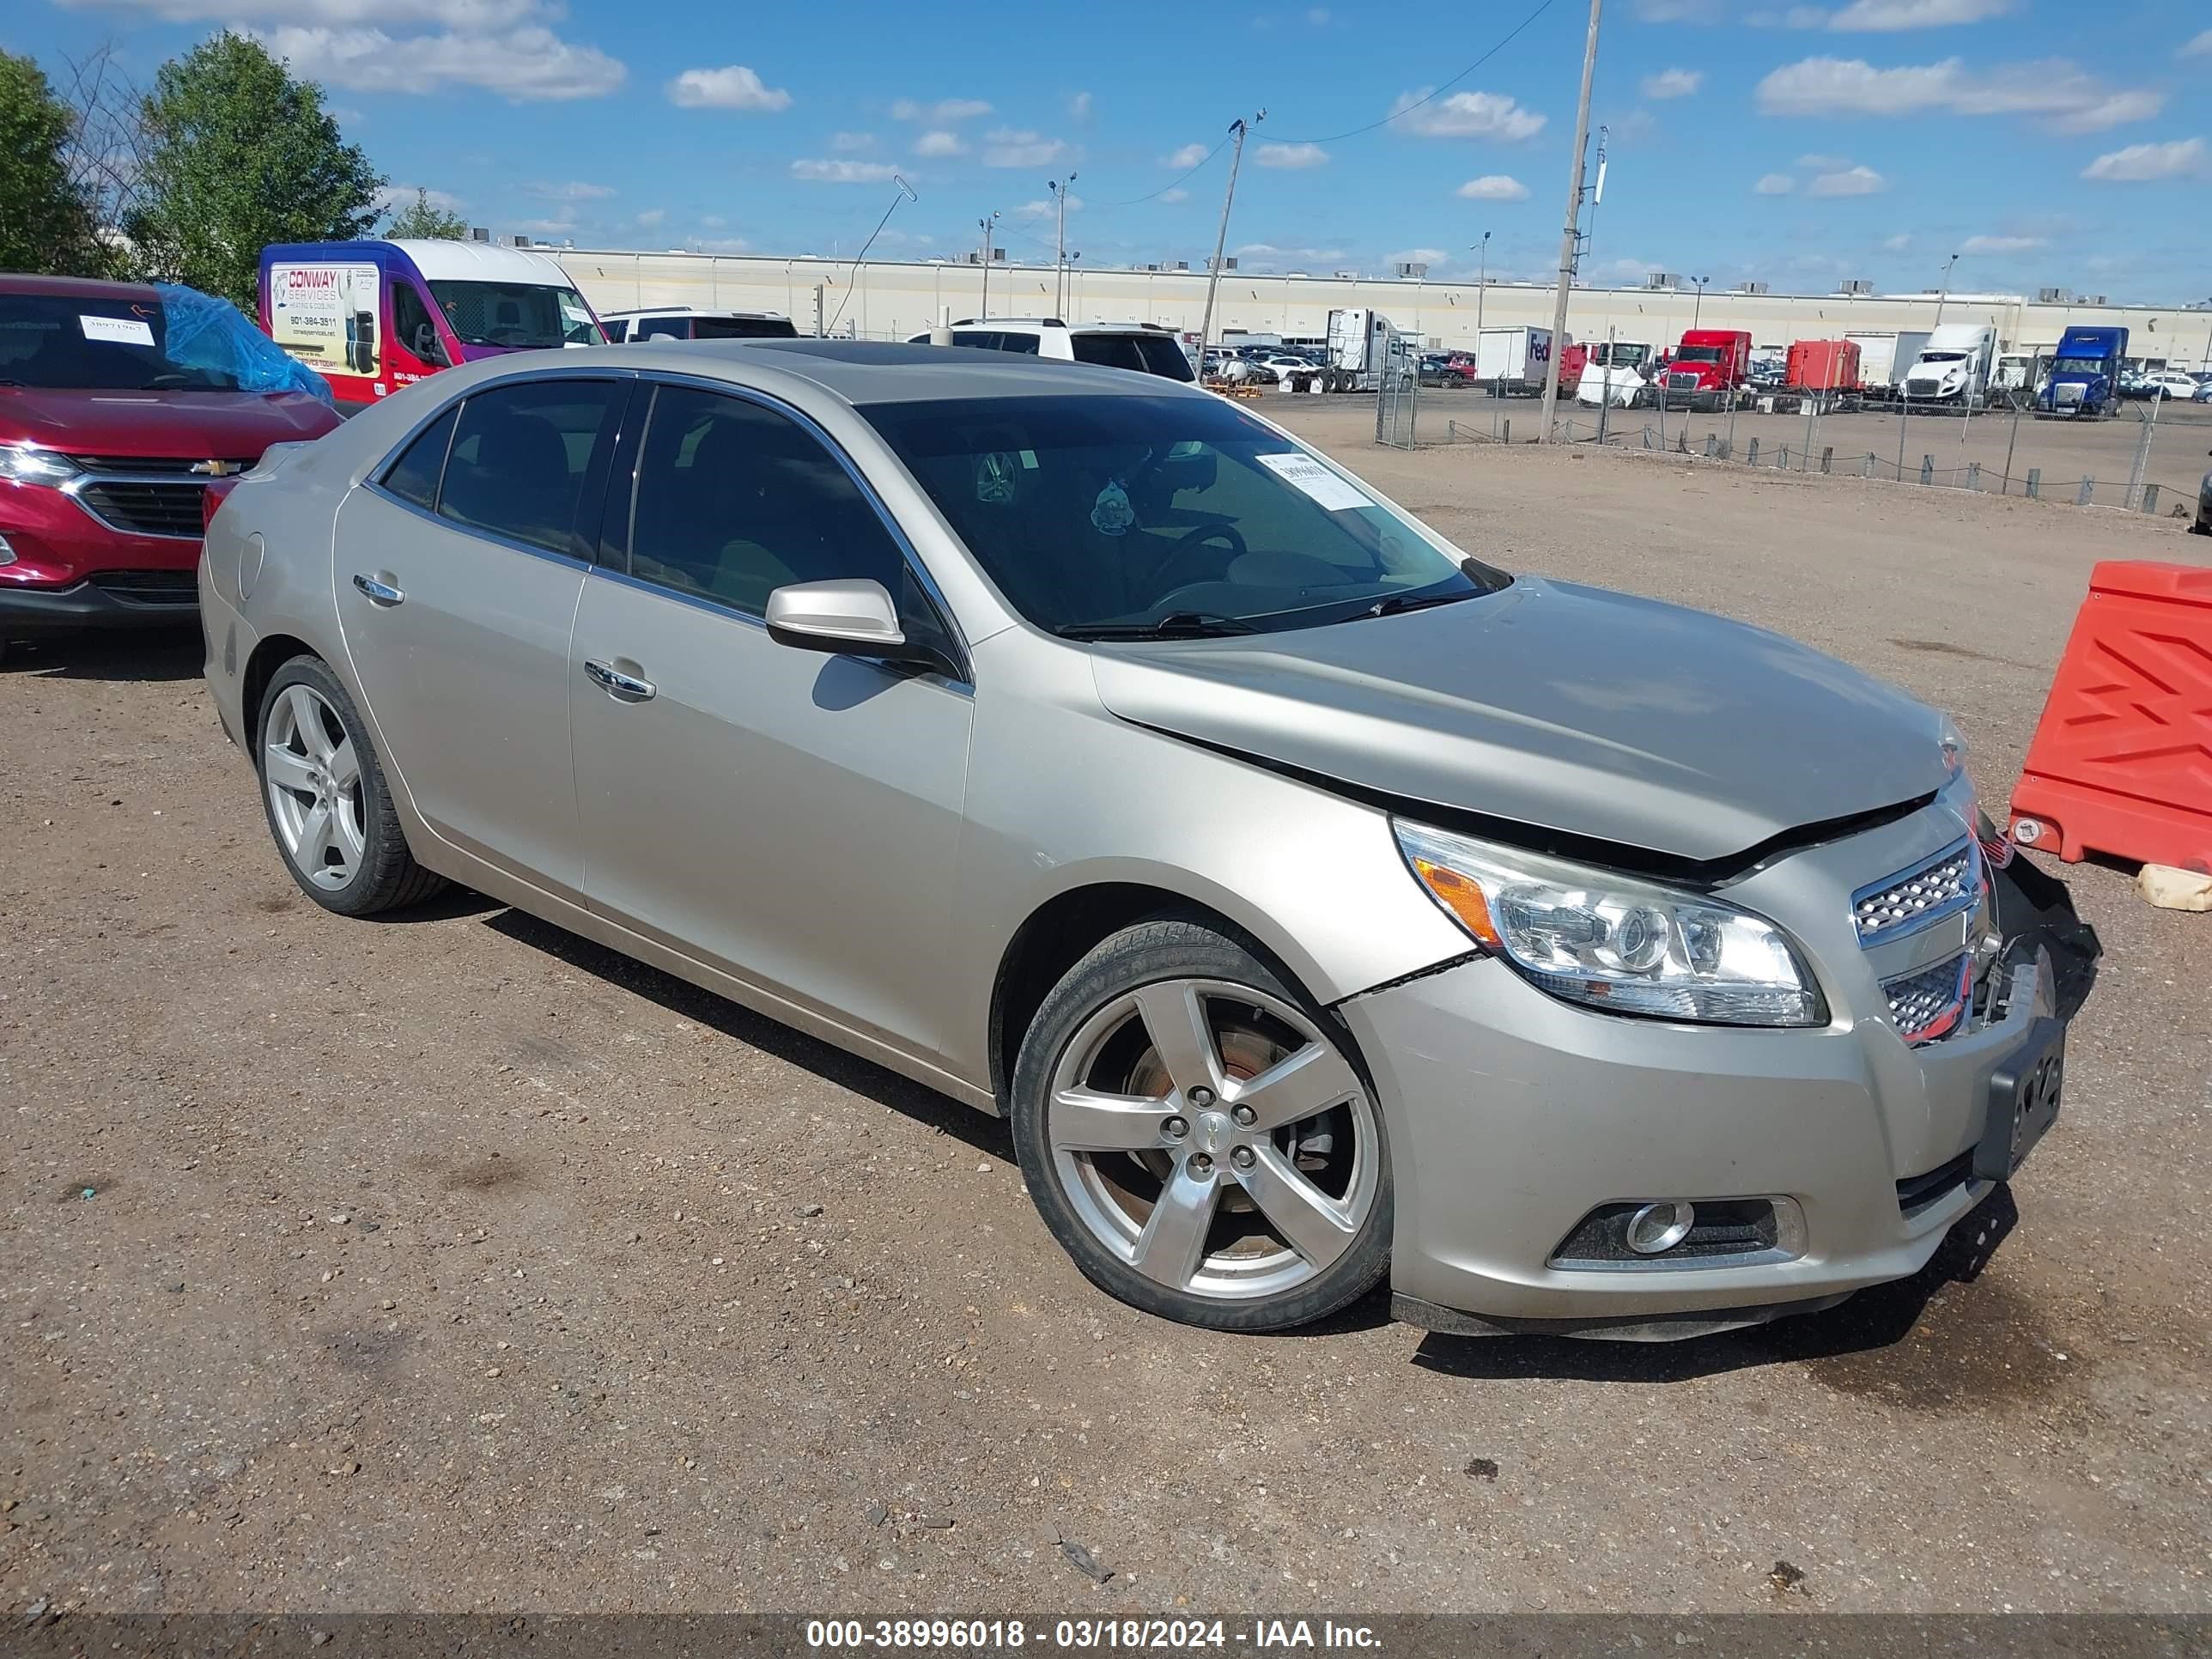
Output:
top-left (3, 427), bottom-right (2209, 1620)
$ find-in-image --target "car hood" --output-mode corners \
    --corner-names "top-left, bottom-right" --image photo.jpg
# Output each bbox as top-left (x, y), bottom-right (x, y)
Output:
top-left (0, 387), bottom-right (340, 458)
top-left (1087, 577), bottom-right (1950, 864)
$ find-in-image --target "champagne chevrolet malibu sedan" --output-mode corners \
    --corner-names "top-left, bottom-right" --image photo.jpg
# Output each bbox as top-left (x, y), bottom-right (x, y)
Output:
top-left (198, 341), bottom-right (2097, 1338)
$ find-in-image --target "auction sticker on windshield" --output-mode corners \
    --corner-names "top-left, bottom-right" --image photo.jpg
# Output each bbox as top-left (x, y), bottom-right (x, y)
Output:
top-left (1255, 451), bottom-right (1373, 512)
top-left (80, 314), bottom-right (155, 347)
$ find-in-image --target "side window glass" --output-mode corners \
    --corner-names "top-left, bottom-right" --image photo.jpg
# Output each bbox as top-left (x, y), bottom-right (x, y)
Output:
top-left (638, 316), bottom-right (691, 341)
top-left (436, 380), bottom-right (619, 558)
top-left (380, 403), bottom-right (459, 510)
top-left (392, 283), bottom-right (443, 365)
top-left (950, 331), bottom-right (1000, 350)
top-left (1000, 332), bottom-right (1041, 356)
top-left (603, 319), bottom-right (629, 342)
top-left (629, 386), bottom-right (904, 617)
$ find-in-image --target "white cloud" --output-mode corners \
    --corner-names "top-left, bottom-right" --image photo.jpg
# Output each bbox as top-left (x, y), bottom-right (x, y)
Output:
top-left (1958, 234), bottom-right (2044, 252)
top-left (514, 218), bottom-right (575, 236)
top-left (257, 24), bottom-right (623, 100)
top-left (1389, 246), bottom-right (1448, 266)
top-left (2081, 137), bottom-right (2207, 182)
top-left (1827, 0), bottom-right (2014, 26)
top-left (1164, 142), bottom-right (1209, 167)
top-left (1746, 4), bottom-right (1827, 22)
top-left (1754, 56), bottom-right (2160, 131)
top-left (2185, 29), bottom-right (2212, 57)
top-left (1753, 172), bottom-right (1796, 194)
top-left (1455, 173), bottom-right (1529, 200)
top-left (1013, 194), bottom-right (1081, 220)
top-left (666, 64), bottom-right (791, 111)
top-left (791, 157), bottom-right (899, 184)
top-left (1632, 0), bottom-right (1722, 18)
top-left (1640, 68), bottom-right (1703, 99)
top-left (1307, 6), bottom-right (1330, 21)
top-left (374, 183), bottom-right (463, 213)
top-left (1158, 187), bottom-right (1189, 203)
top-left (980, 128), bottom-right (1066, 167)
top-left (1255, 141), bottom-right (1328, 168)
top-left (693, 236), bottom-right (750, 253)
top-left (1067, 90), bottom-right (1093, 121)
top-left (1807, 163), bottom-right (1886, 194)
top-left (1796, 151), bottom-right (1851, 168)
top-left (635, 208), bottom-right (664, 227)
top-left (1389, 88), bottom-right (1546, 140)
top-left (526, 179), bottom-right (613, 200)
top-left (1881, 231), bottom-right (1911, 250)
top-left (830, 131), bottom-right (875, 152)
top-left (891, 96), bottom-right (990, 124)
top-left (914, 130), bottom-right (968, 157)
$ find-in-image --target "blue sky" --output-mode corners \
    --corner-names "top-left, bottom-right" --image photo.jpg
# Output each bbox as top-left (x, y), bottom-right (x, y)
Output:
top-left (12, 0), bottom-right (2210, 301)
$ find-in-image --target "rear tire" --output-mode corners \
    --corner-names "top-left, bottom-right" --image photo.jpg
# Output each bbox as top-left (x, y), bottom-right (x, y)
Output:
top-left (1010, 915), bottom-right (1391, 1332)
top-left (256, 654), bottom-right (445, 916)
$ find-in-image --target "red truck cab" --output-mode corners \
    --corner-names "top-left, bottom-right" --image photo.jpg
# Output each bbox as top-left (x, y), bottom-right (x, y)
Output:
top-left (0, 274), bottom-right (341, 654)
top-left (1661, 329), bottom-right (1753, 399)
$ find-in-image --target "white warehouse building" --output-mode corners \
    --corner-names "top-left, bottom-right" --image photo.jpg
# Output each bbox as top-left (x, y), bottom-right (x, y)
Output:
top-left (556, 246), bottom-right (2212, 368)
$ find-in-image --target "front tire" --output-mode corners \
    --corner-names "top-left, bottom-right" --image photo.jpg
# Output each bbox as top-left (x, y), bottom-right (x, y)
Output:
top-left (256, 655), bottom-right (445, 916)
top-left (1010, 916), bottom-right (1391, 1332)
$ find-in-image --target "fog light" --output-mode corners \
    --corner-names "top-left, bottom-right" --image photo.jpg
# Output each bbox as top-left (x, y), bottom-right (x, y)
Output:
top-left (0, 533), bottom-right (15, 566)
top-left (1625, 1200), bottom-right (1696, 1255)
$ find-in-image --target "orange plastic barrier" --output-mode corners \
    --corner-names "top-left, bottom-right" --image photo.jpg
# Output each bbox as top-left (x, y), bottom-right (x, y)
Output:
top-left (2008, 560), bottom-right (2212, 871)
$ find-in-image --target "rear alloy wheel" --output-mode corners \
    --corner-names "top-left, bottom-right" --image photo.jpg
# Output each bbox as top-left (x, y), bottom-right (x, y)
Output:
top-left (257, 656), bottom-right (445, 916)
top-left (1012, 919), bottom-right (1390, 1331)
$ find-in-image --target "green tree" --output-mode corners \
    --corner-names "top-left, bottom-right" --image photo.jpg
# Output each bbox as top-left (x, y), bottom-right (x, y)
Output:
top-left (127, 32), bottom-right (382, 307)
top-left (0, 50), bottom-right (105, 276)
top-left (384, 187), bottom-right (470, 240)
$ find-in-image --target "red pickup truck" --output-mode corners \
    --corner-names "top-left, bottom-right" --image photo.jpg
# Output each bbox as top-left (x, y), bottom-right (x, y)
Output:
top-left (0, 273), bottom-right (340, 660)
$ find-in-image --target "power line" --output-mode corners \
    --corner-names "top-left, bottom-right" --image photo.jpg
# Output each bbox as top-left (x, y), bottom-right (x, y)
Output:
top-left (1085, 134), bottom-right (1233, 210)
top-left (1262, 0), bottom-right (1558, 146)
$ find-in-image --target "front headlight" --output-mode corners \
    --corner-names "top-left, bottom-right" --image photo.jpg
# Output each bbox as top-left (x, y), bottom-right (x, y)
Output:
top-left (1395, 822), bottom-right (1825, 1028)
top-left (0, 444), bottom-right (81, 486)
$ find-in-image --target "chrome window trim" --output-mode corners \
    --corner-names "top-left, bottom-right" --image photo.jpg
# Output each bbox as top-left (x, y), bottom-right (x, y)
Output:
top-left (1850, 833), bottom-right (1982, 949)
top-left (59, 472), bottom-right (207, 542)
top-left (623, 370), bottom-right (975, 684)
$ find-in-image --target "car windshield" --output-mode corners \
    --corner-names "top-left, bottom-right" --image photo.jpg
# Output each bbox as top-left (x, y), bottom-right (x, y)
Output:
top-left (860, 392), bottom-right (1503, 635)
top-left (2051, 356), bottom-right (2106, 375)
top-left (1674, 345), bottom-right (1725, 364)
top-left (0, 290), bottom-right (246, 391)
top-left (1918, 351), bottom-right (1966, 364)
top-left (428, 280), bottom-right (599, 348)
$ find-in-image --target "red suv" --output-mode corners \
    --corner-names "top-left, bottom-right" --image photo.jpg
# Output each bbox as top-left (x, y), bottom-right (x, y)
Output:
top-left (0, 274), bottom-right (341, 658)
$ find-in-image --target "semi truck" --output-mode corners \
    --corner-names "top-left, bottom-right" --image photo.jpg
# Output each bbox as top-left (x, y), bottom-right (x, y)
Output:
top-left (1900, 323), bottom-right (1998, 406)
top-left (1844, 329), bottom-right (1931, 399)
top-left (1658, 329), bottom-right (1752, 406)
top-left (1565, 337), bottom-right (1656, 405)
top-left (2038, 325), bottom-right (2129, 418)
top-left (1785, 338), bottom-right (1861, 393)
top-left (1323, 307), bottom-right (1411, 392)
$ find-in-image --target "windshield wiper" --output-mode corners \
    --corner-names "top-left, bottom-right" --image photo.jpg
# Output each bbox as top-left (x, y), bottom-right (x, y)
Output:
top-left (1359, 586), bottom-right (1481, 620)
top-left (1055, 611), bottom-right (1259, 641)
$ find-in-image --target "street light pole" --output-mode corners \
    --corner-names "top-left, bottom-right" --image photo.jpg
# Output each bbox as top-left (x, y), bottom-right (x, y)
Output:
top-left (1934, 251), bottom-right (1960, 326)
top-left (1048, 173), bottom-right (1078, 318)
top-left (978, 211), bottom-right (999, 315)
top-left (1691, 275), bottom-right (1708, 329)
top-left (1538, 0), bottom-right (1602, 444)
top-left (1473, 230), bottom-right (1491, 342)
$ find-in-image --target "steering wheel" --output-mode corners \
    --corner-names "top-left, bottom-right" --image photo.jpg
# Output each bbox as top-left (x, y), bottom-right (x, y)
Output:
top-left (1144, 522), bottom-right (1249, 600)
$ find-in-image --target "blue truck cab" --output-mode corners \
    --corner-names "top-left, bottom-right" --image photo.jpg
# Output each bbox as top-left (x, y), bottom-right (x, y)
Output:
top-left (2038, 325), bottom-right (2128, 417)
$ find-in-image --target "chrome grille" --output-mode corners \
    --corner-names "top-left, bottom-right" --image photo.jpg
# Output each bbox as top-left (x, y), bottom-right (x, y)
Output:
top-left (1667, 371), bottom-right (1698, 389)
top-left (1883, 951), bottom-right (1972, 1044)
top-left (1852, 836), bottom-right (1979, 945)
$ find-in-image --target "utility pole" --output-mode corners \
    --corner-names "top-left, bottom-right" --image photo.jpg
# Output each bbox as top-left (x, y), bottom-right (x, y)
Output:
top-left (1538, 0), bottom-right (1601, 443)
top-left (978, 210), bottom-right (999, 316)
top-left (1048, 173), bottom-right (1078, 317)
top-left (1690, 275), bottom-right (1708, 329)
top-left (1197, 111), bottom-right (1262, 381)
top-left (1934, 252), bottom-right (1960, 326)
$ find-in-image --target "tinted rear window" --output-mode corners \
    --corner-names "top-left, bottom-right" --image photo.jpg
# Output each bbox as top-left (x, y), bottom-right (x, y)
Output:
top-left (1071, 332), bottom-right (1194, 382)
top-left (381, 403), bottom-right (459, 510)
top-left (690, 315), bottom-right (799, 340)
top-left (435, 380), bottom-right (621, 557)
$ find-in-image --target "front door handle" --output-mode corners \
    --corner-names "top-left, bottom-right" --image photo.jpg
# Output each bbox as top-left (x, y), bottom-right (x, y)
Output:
top-left (351, 573), bottom-right (404, 606)
top-left (584, 659), bottom-right (656, 702)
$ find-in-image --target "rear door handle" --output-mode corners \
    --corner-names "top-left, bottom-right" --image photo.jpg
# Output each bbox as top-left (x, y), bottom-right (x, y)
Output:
top-left (584, 659), bottom-right (656, 702)
top-left (351, 573), bottom-right (404, 606)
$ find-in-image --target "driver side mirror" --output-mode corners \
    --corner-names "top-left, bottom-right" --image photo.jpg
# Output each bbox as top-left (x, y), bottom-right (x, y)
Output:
top-left (765, 579), bottom-right (957, 678)
top-left (414, 323), bottom-right (449, 367)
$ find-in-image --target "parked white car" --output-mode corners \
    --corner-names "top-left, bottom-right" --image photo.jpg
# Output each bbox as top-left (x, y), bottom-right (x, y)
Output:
top-left (599, 307), bottom-right (799, 343)
top-left (908, 319), bottom-right (1194, 382)
top-left (2141, 370), bottom-right (2202, 401)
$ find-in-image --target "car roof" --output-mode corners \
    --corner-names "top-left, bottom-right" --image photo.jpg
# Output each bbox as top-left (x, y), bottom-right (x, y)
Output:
top-left (602, 307), bottom-right (787, 319)
top-left (0, 272), bottom-right (161, 303)
top-left (605, 337), bottom-right (1205, 405)
top-left (951, 318), bottom-right (1178, 335)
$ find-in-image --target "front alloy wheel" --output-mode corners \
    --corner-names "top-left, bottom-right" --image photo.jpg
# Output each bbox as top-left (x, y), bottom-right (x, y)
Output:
top-left (1012, 919), bottom-right (1390, 1330)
